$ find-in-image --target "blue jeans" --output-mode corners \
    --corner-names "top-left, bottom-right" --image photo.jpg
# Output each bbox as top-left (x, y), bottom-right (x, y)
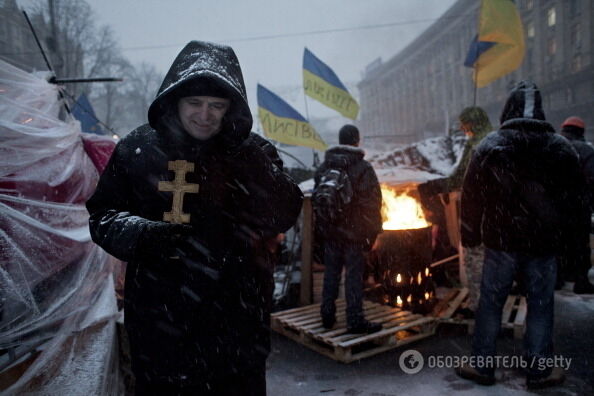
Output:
top-left (320, 242), bottom-right (365, 327)
top-left (472, 248), bottom-right (556, 378)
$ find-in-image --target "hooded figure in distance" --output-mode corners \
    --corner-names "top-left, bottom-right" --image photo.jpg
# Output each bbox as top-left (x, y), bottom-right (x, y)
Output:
top-left (86, 41), bottom-right (303, 395)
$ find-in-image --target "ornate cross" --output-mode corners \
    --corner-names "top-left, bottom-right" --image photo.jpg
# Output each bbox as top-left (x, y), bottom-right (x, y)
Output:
top-left (158, 160), bottom-right (199, 224)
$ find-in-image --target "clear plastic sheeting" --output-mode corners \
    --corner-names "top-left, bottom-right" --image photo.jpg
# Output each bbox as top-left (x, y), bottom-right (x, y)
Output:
top-left (0, 58), bottom-right (120, 394)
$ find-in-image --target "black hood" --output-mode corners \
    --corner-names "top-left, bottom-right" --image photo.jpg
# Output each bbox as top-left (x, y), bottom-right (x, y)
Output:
top-left (500, 80), bottom-right (545, 124)
top-left (148, 40), bottom-right (253, 141)
top-left (324, 145), bottom-right (365, 168)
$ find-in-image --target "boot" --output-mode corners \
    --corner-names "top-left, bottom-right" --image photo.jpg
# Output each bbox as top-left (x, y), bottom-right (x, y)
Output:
top-left (455, 363), bottom-right (495, 386)
top-left (347, 320), bottom-right (382, 334)
top-left (321, 314), bottom-right (336, 329)
top-left (526, 367), bottom-right (565, 390)
top-left (573, 277), bottom-right (594, 294)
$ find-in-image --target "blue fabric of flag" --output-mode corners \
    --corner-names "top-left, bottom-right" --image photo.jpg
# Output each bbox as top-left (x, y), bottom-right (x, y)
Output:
top-left (303, 48), bottom-right (347, 91)
top-left (464, 35), bottom-right (496, 67)
top-left (257, 84), bottom-right (307, 121)
top-left (71, 94), bottom-right (104, 135)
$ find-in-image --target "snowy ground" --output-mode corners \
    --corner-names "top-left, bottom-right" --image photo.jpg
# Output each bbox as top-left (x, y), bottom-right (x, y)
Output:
top-left (267, 283), bottom-right (594, 395)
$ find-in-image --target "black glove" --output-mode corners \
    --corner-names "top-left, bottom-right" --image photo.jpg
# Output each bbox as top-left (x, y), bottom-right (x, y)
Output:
top-left (136, 221), bottom-right (193, 260)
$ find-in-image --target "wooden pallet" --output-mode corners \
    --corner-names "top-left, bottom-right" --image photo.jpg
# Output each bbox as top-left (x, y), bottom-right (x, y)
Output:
top-left (501, 294), bottom-right (527, 339)
top-left (433, 288), bottom-right (527, 339)
top-left (271, 299), bottom-right (435, 363)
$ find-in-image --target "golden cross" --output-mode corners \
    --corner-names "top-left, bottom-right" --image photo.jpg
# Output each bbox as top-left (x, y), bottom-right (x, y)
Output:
top-left (158, 160), bottom-right (199, 224)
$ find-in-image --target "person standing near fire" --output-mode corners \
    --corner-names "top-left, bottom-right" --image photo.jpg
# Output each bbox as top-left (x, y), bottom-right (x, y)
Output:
top-left (418, 106), bottom-right (492, 317)
top-left (558, 116), bottom-right (594, 294)
top-left (314, 124), bottom-right (384, 334)
top-left (86, 40), bottom-right (303, 395)
top-left (457, 80), bottom-right (585, 389)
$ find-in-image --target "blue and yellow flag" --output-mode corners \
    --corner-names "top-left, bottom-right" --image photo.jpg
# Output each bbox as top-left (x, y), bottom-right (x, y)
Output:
top-left (303, 48), bottom-right (359, 120)
top-left (257, 84), bottom-right (327, 151)
top-left (464, 0), bottom-right (525, 88)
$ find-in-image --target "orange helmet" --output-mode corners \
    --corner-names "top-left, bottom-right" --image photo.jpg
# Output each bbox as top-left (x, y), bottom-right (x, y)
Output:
top-left (561, 116), bottom-right (585, 129)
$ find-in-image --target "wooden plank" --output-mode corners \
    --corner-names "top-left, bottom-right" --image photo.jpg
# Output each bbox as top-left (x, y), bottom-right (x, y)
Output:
top-left (501, 294), bottom-right (517, 325)
top-left (300, 196), bottom-right (313, 306)
top-left (513, 296), bottom-right (527, 339)
top-left (338, 317), bottom-right (434, 348)
top-left (439, 288), bottom-right (469, 319)
top-left (432, 289), bottom-right (459, 317)
top-left (430, 254), bottom-right (460, 268)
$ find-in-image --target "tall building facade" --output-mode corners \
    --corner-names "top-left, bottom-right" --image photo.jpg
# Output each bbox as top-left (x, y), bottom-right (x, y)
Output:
top-left (358, 0), bottom-right (594, 147)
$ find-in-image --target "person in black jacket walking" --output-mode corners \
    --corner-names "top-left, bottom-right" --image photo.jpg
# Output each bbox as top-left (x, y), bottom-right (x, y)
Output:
top-left (456, 81), bottom-right (586, 389)
top-left (558, 116), bottom-right (594, 294)
top-left (86, 41), bottom-right (303, 395)
top-left (314, 125), bottom-right (383, 334)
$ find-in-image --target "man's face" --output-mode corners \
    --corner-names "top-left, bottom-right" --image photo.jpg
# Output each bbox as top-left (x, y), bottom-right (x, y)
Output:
top-left (460, 122), bottom-right (474, 137)
top-left (178, 96), bottom-right (231, 140)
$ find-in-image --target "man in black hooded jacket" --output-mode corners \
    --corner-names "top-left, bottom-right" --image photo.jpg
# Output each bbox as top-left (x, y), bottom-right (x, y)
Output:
top-left (456, 81), bottom-right (586, 389)
top-left (314, 125), bottom-right (383, 334)
top-left (86, 41), bottom-right (303, 395)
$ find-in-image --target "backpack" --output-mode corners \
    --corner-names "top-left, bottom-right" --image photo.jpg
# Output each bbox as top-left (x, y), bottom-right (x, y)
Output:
top-left (312, 167), bottom-right (353, 225)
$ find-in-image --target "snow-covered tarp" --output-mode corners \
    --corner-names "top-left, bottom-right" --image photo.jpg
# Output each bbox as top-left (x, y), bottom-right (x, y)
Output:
top-left (299, 134), bottom-right (467, 192)
top-left (0, 59), bottom-right (120, 394)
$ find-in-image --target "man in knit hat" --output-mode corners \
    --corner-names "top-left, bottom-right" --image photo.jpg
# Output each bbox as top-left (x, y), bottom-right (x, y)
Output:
top-left (558, 116), bottom-right (594, 294)
top-left (314, 124), bottom-right (383, 334)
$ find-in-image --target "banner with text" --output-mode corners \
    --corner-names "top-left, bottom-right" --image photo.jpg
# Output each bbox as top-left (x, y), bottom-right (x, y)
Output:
top-left (257, 84), bottom-right (327, 151)
top-left (303, 48), bottom-right (359, 120)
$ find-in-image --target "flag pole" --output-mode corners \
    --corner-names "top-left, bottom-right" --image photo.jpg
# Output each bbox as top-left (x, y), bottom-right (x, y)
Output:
top-left (303, 94), bottom-right (319, 167)
top-left (473, 68), bottom-right (478, 106)
top-left (472, 0), bottom-right (484, 106)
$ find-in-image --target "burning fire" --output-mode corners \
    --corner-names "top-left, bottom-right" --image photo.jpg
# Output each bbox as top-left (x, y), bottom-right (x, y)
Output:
top-left (380, 186), bottom-right (429, 230)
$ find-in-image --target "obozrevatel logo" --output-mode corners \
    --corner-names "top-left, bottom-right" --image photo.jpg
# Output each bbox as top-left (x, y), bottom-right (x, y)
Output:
top-left (399, 349), bottom-right (424, 374)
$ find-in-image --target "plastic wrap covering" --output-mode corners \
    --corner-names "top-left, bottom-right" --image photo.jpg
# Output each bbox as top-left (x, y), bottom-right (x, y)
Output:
top-left (0, 58), bottom-right (120, 394)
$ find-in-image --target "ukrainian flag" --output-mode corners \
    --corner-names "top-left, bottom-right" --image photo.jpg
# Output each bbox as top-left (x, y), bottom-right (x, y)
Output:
top-left (464, 0), bottom-right (525, 88)
top-left (257, 84), bottom-right (327, 151)
top-left (303, 48), bottom-right (359, 120)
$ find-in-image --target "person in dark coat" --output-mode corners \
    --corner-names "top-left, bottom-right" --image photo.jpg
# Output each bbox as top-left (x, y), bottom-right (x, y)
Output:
top-left (314, 125), bottom-right (383, 334)
top-left (419, 107), bottom-right (492, 318)
top-left (86, 41), bottom-right (303, 395)
top-left (456, 81), bottom-right (586, 389)
top-left (558, 116), bottom-right (594, 294)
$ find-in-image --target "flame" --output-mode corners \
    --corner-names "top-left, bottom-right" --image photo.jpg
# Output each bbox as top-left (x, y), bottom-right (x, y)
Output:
top-left (425, 292), bottom-right (430, 300)
top-left (406, 295), bottom-right (412, 303)
top-left (425, 267), bottom-right (430, 277)
top-left (396, 295), bottom-right (403, 306)
top-left (396, 273), bottom-right (402, 283)
top-left (381, 186), bottom-right (429, 230)
top-left (417, 272), bottom-right (422, 285)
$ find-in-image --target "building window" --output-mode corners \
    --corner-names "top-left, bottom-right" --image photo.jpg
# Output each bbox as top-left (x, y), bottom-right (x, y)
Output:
top-left (569, 0), bottom-right (580, 17)
top-left (547, 37), bottom-right (556, 56)
top-left (566, 88), bottom-right (574, 105)
top-left (547, 7), bottom-right (556, 27)
top-left (571, 24), bottom-right (582, 48)
top-left (572, 54), bottom-right (582, 72)
top-left (526, 21), bottom-right (535, 38)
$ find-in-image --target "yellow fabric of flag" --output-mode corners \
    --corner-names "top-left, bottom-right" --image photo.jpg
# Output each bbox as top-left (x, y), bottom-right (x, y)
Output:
top-left (303, 48), bottom-right (359, 120)
top-left (474, 0), bottom-right (525, 88)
